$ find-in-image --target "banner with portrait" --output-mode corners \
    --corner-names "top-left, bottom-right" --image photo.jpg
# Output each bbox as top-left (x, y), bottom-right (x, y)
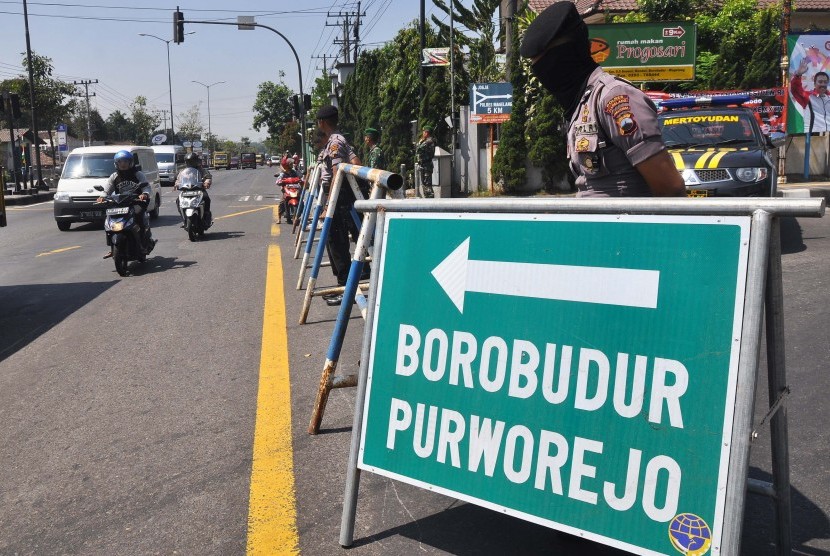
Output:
top-left (787, 34), bottom-right (830, 134)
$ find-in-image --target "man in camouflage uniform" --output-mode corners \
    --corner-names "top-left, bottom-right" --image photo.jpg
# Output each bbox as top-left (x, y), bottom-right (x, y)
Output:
top-left (364, 128), bottom-right (385, 170)
top-left (415, 124), bottom-right (436, 198)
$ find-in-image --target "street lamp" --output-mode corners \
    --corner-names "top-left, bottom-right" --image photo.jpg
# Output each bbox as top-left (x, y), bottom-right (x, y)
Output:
top-left (139, 32), bottom-right (193, 144)
top-left (192, 80), bottom-right (225, 158)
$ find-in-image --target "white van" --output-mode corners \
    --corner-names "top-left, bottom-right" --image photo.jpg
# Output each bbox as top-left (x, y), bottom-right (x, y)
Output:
top-left (53, 146), bottom-right (161, 232)
top-left (152, 144), bottom-right (185, 186)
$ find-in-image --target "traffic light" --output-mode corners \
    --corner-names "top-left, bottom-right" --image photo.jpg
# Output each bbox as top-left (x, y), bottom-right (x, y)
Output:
top-left (9, 94), bottom-right (21, 120)
top-left (291, 95), bottom-right (300, 119)
top-left (173, 8), bottom-right (185, 44)
top-left (303, 94), bottom-right (311, 111)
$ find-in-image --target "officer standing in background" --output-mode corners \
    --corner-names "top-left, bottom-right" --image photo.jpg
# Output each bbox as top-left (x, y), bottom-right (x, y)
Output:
top-left (520, 3), bottom-right (684, 197)
top-left (415, 124), bottom-right (436, 198)
top-left (316, 105), bottom-right (362, 306)
top-left (364, 128), bottom-right (385, 170)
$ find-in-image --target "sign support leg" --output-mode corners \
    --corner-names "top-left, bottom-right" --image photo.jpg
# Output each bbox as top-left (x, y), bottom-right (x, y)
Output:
top-left (722, 210), bottom-right (772, 555)
top-left (340, 209), bottom-right (386, 547)
top-left (764, 218), bottom-right (792, 555)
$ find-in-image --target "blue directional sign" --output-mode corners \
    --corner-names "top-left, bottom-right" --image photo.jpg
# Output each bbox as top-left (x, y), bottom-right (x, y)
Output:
top-left (469, 82), bottom-right (513, 124)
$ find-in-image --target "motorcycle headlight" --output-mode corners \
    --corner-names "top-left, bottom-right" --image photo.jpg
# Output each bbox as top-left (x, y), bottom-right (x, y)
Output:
top-left (735, 167), bottom-right (767, 183)
top-left (54, 191), bottom-right (70, 201)
top-left (111, 222), bottom-right (124, 232)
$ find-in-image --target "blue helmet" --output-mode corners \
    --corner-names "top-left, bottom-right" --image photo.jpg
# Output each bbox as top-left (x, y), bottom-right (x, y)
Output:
top-left (114, 150), bottom-right (134, 170)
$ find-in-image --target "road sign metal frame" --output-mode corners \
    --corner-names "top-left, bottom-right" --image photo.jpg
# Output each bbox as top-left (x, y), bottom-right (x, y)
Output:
top-left (339, 197), bottom-right (825, 555)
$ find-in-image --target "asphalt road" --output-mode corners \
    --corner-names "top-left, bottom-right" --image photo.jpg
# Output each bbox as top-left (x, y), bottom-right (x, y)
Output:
top-left (1, 170), bottom-right (828, 555)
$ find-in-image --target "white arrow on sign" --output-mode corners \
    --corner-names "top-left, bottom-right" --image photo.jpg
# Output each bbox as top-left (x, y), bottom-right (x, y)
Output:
top-left (473, 89), bottom-right (512, 111)
top-left (431, 238), bottom-right (660, 314)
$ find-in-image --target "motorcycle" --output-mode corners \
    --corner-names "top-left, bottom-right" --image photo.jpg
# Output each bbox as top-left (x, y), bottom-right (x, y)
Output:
top-left (176, 167), bottom-right (211, 241)
top-left (277, 175), bottom-right (302, 224)
top-left (94, 182), bottom-right (155, 276)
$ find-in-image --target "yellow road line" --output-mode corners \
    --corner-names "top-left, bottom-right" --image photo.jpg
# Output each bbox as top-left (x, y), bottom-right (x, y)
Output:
top-left (36, 246), bottom-right (81, 257)
top-left (247, 206), bottom-right (298, 555)
top-left (216, 205), bottom-right (275, 220)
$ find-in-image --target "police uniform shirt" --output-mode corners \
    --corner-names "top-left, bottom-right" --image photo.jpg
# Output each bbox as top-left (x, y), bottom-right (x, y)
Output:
top-left (568, 67), bottom-right (666, 197)
top-left (320, 133), bottom-right (355, 187)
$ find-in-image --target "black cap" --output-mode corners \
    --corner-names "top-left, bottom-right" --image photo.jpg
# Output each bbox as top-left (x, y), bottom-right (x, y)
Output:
top-left (316, 104), bottom-right (338, 120)
top-left (519, 2), bottom-right (586, 59)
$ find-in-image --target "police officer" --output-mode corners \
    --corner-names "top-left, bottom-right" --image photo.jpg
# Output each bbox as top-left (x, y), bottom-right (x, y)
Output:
top-left (415, 124), bottom-right (436, 198)
top-left (317, 105), bottom-right (362, 305)
top-left (520, 3), bottom-right (684, 197)
top-left (364, 127), bottom-right (385, 170)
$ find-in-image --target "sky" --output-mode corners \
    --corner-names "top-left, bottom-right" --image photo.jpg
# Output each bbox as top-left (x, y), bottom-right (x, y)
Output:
top-left (0, 1), bottom-right (456, 142)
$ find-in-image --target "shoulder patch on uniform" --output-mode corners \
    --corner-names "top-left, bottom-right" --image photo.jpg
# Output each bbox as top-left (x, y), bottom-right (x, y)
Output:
top-left (616, 113), bottom-right (638, 136)
top-left (604, 95), bottom-right (630, 115)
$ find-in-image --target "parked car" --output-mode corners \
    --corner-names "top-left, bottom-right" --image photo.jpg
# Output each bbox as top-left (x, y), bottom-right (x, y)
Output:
top-left (658, 94), bottom-right (782, 197)
top-left (229, 156), bottom-right (240, 170)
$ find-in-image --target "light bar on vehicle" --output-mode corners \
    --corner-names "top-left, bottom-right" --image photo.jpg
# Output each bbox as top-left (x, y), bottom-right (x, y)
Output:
top-left (659, 94), bottom-right (751, 110)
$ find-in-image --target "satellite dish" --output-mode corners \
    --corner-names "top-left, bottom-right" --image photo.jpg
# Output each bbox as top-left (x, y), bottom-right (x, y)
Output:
top-left (152, 133), bottom-right (167, 145)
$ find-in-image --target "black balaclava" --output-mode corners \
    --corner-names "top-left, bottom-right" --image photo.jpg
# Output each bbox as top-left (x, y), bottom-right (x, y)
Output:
top-left (531, 25), bottom-right (597, 119)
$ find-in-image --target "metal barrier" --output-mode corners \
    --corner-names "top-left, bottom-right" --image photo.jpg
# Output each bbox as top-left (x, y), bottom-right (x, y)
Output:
top-left (297, 164), bottom-right (385, 323)
top-left (293, 163), bottom-right (323, 261)
top-left (292, 163), bottom-right (321, 237)
top-left (307, 164), bottom-right (403, 433)
top-left (339, 196), bottom-right (825, 556)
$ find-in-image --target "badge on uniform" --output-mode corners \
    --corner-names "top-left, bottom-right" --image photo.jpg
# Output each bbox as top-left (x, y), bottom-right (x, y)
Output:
top-left (580, 152), bottom-right (601, 175)
top-left (581, 104), bottom-right (590, 123)
top-left (576, 137), bottom-right (590, 152)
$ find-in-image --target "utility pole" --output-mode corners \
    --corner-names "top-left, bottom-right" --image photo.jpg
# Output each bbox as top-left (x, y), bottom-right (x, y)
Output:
top-left (502, 0), bottom-right (517, 81)
top-left (22, 0), bottom-right (43, 188)
top-left (312, 54), bottom-right (329, 76)
top-left (73, 79), bottom-right (97, 146)
top-left (328, 5), bottom-right (366, 65)
top-left (156, 109), bottom-right (170, 139)
top-left (419, 0), bottom-right (426, 119)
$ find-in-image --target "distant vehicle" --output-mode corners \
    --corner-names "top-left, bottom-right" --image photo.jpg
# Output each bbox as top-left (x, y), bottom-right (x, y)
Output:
top-left (255, 153), bottom-right (264, 165)
top-left (229, 156), bottom-right (240, 170)
top-left (213, 151), bottom-right (230, 170)
top-left (269, 155), bottom-right (281, 166)
top-left (240, 152), bottom-right (257, 169)
top-left (151, 145), bottom-right (184, 186)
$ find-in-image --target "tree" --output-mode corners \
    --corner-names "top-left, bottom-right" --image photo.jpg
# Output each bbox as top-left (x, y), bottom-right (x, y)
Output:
top-left (276, 121), bottom-right (300, 154)
top-left (19, 53), bottom-right (77, 154)
top-left (252, 81), bottom-right (294, 142)
top-left (104, 110), bottom-right (134, 143)
top-left (309, 74), bottom-right (331, 116)
top-left (431, 0), bottom-right (502, 82)
top-left (491, 10), bottom-right (528, 192)
top-left (130, 96), bottom-right (160, 144)
top-left (178, 104), bottom-right (204, 141)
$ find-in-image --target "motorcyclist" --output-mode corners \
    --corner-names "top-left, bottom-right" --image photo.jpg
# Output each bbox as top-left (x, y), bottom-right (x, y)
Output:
top-left (97, 150), bottom-right (155, 254)
top-left (275, 157), bottom-right (299, 224)
top-left (174, 152), bottom-right (213, 224)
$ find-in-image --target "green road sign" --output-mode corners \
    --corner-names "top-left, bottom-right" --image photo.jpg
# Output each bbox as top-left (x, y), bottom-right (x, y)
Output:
top-left (359, 213), bottom-right (751, 556)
